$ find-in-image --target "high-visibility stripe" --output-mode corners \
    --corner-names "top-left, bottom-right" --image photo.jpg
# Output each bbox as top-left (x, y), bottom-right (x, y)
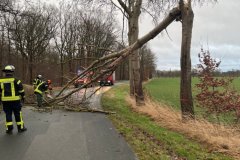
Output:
top-left (33, 79), bottom-right (37, 85)
top-left (17, 111), bottom-right (24, 129)
top-left (19, 89), bottom-right (24, 93)
top-left (2, 96), bottom-right (21, 101)
top-left (17, 80), bottom-right (21, 85)
top-left (0, 78), bottom-right (15, 82)
top-left (34, 82), bottom-right (44, 95)
top-left (6, 123), bottom-right (13, 131)
top-left (33, 79), bottom-right (41, 85)
top-left (0, 78), bottom-right (21, 101)
top-left (5, 117), bottom-right (13, 130)
top-left (6, 121), bottom-right (13, 126)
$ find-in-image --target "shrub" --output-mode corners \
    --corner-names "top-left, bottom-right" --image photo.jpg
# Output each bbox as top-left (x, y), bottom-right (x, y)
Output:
top-left (195, 49), bottom-right (240, 122)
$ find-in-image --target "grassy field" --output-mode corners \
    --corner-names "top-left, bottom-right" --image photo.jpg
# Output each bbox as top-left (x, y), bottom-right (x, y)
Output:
top-left (145, 77), bottom-right (240, 123)
top-left (101, 85), bottom-right (234, 160)
top-left (145, 77), bottom-right (240, 108)
top-left (144, 78), bottom-right (182, 109)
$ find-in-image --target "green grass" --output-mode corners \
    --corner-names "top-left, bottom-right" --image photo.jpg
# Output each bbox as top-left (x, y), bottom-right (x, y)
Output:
top-left (101, 84), bottom-right (233, 160)
top-left (145, 77), bottom-right (240, 109)
top-left (145, 77), bottom-right (239, 124)
top-left (144, 78), bottom-right (181, 109)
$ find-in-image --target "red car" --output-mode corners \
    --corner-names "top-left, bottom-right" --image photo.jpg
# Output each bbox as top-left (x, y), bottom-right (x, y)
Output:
top-left (98, 73), bottom-right (115, 86)
top-left (74, 72), bottom-right (93, 88)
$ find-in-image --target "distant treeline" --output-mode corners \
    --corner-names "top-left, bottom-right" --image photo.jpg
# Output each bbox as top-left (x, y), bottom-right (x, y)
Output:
top-left (155, 70), bottom-right (240, 77)
top-left (0, 1), bottom-right (156, 86)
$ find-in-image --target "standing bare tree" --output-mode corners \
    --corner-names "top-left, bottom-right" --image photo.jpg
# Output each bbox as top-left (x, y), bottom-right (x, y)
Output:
top-left (115, 43), bottom-right (129, 80)
top-left (81, 0), bottom-right (144, 104)
top-left (0, 17), bottom-right (5, 77)
top-left (126, 0), bottom-right (144, 105)
top-left (0, 0), bottom-right (17, 15)
top-left (139, 45), bottom-right (156, 80)
top-left (54, 1), bottom-right (118, 85)
top-left (77, 9), bottom-right (117, 65)
top-left (0, 0), bottom-right (17, 76)
top-left (10, 4), bottom-right (56, 83)
top-left (53, 1), bottom-right (72, 86)
top-left (83, 0), bottom-right (179, 105)
top-left (178, 0), bottom-right (217, 119)
top-left (179, 0), bottom-right (194, 119)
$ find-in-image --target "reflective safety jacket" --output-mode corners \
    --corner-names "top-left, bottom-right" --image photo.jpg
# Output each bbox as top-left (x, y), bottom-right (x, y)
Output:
top-left (33, 78), bottom-right (42, 86)
top-left (34, 81), bottom-right (48, 95)
top-left (0, 77), bottom-right (25, 101)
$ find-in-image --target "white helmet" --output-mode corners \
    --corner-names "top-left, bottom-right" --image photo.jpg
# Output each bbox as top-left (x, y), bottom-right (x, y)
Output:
top-left (2, 65), bottom-right (15, 72)
top-left (37, 75), bottom-right (42, 79)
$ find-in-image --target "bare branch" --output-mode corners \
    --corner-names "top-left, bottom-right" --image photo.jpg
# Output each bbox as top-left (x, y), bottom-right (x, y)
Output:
top-left (46, 6), bottom-right (181, 105)
top-left (117, 0), bottom-right (131, 15)
top-left (110, 0), bottom-right (128, 18)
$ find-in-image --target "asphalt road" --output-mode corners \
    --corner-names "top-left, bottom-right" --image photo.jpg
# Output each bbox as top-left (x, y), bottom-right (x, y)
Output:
top-left (0, 86), bottom-right (137, 160)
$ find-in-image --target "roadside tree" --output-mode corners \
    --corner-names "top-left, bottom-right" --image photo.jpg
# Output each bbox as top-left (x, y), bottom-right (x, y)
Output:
top-left (10, 4), bottom-right (56, 83)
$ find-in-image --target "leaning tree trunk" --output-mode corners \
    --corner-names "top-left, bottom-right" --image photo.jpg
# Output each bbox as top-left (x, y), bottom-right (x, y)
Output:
top-left (180, 0), bottom-right (194, 119)
top-left (47, 7), bottom-right (181, 105)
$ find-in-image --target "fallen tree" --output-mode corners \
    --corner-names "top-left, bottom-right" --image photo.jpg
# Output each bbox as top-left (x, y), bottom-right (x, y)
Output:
top-left (46, 6), bottom-right (181, 106)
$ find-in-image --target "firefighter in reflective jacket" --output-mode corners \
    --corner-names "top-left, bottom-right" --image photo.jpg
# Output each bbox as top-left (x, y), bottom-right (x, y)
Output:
top-left (0, 65), bottom-right (27, 134)
top-left (33, 74), bottom-right (42, 89)
top-left (34, 80), bottom-right (50, 107)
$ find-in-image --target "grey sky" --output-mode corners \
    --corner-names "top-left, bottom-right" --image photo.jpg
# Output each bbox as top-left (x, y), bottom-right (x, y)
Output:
top-left (139, 0), bottom-right (240, 71)
top-left (38, 0), bottom-right (240, 71)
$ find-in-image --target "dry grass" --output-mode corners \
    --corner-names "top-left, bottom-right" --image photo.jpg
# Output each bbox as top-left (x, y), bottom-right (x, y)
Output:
top-left (127, 96), bottom-right (240, 159)
top-left (23, 84), bottom-right (36, 104)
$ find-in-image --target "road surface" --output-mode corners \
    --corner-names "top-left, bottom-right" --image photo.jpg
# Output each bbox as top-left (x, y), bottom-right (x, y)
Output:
top-left (0, 86), bottom-right (137, 160)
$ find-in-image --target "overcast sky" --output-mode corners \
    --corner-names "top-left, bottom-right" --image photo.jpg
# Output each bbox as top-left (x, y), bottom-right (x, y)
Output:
top-left (138, 0), bottom-right (240, 71)
top-left (41, 0), bottom-right (239, 71)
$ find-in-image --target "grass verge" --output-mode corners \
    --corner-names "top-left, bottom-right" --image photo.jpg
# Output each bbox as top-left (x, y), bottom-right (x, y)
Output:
top-left (145, 78), bottom-right (239, 124)
top-left (101, 84), bottom-right (235, 160)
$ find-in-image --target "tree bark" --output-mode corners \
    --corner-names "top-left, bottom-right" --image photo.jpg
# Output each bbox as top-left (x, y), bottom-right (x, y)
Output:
top-left (7, 28), bottom-right (11, 64)
top-left (0, 24), bottom-right (4, 77)
top-left (60, 54), bottom-right (64, 86)
top-left (128, 0), bottom-right (144, 105)
top-left (180, 0), bottom-right (194, 119)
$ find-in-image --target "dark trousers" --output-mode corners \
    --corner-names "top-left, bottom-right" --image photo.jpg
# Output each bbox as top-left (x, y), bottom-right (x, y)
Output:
top-left (2, 101), bottom-right (24, 131)
top-left (35, 92), bottom-right (43, 107)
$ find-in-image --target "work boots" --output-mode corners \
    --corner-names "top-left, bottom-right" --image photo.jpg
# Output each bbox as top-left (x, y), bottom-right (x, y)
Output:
top-left (17, 125), bottom-right (27, 133)
top-left (6, 125), bottom-right (13, 135)
top-left (5, 125), bottom-right (27, 134)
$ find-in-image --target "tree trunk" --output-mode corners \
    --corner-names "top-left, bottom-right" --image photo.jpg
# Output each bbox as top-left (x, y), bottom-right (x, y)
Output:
top-left (29, 55), bottom-right (33, 84)
top-left (0, 24), bottom-right (4, 77)
top-left (60, 54), bottom-right (64, 86)
top-left (128, 31), bottom-right (144, 105)
top-left (21, 57), bottom-right (26, 83)
top-left (7, 29), bottom-right (11, 64)
top-left (180, 0), bottom-right (194, 119)
top-left (128, 2), bottom-right (144, 105)
top-left (129, 55), bottom-right (134, 96)
top-left (68, 58), bottom-right (72, 74)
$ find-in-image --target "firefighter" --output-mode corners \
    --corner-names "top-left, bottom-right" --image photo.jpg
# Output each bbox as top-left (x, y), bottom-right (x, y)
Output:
top-left (33, 74), bottom-right (43, 89)
top-left (34, 80), bottom-right (50, 107)
top-left (0, 65), bottom-right (27, 134)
